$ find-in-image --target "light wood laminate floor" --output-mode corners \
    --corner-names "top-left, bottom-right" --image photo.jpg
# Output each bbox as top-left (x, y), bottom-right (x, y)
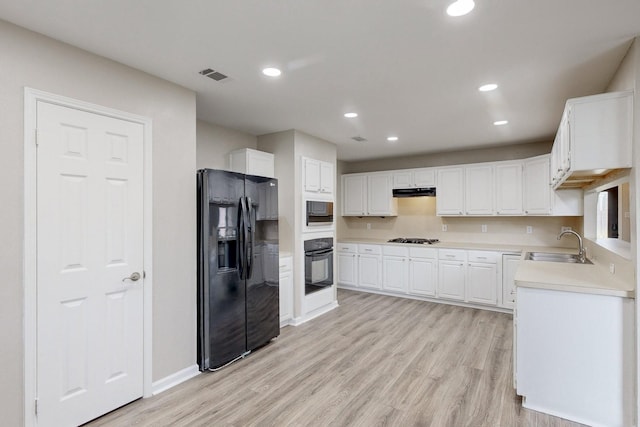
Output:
top-left (87, 290), bottom-right (584, 427)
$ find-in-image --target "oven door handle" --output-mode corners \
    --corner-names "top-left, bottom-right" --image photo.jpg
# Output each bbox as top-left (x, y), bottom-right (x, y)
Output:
top-left (306, 248), bottom-right (333, 256)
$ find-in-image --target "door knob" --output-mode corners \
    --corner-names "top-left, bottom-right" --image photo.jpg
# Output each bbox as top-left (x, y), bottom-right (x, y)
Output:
top-left (122, 272), bottom-right (141, 282)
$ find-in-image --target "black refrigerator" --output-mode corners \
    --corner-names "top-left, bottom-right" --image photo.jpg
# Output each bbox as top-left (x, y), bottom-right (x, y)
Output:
top-left (197, 169), bottom-right (280, 371)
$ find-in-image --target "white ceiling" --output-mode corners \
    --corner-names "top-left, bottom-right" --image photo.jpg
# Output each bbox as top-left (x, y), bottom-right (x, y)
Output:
top-left (1, 1), bottom-right (639, 161)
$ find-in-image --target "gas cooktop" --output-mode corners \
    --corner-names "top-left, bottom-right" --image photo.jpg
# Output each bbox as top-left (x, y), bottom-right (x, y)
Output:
top-left (388, 238), bottom-right (440, 245)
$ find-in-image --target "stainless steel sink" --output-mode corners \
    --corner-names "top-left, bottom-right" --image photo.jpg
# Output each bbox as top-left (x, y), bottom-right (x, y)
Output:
top-left (525, 252), bottom-right (593, 264)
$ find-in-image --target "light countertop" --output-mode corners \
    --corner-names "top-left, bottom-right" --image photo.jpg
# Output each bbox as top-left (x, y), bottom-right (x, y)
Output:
top-left (514, 248), bottom-right (634, 299)
top-left (338, 237), bottom-right (528, 254)
top-left (337, 237), bottom-right (634, 299)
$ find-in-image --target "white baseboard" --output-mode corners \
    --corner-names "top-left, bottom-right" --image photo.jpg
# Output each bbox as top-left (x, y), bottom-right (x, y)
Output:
top-left (151, 364), bottom-right (200, 396)
top-left (291, 301), bottom-right (339, 326)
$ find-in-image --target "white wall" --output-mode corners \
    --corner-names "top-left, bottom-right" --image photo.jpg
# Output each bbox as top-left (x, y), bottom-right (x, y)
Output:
top-left (196, 120), bottom-right (257, 170)
top-left (604, 36), bottom-right (640, 421)
top-left (257, 130), bottom-right (296, 253)
top-left (0, 20), bottom-right (197, 426)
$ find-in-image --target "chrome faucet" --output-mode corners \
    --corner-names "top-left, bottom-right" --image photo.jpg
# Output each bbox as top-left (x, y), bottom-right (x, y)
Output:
top-left (557, 230), bottom-right (586, 263)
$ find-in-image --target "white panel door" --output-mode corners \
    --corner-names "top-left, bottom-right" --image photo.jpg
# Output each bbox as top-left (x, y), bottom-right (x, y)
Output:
top-left (523, 155), bottom-right (551, 215)
top-left (337, 252), bottom-right (358, 287)
top-left (408, 258), bottom-right (437, 297)
top-left (437, 261), bottom-right (465, 300)
top-left (303, 157), bottom-right (320, 192)
top-left (467, 262), bottom-right (498, 305)
top-left (495, 162), bottom-right (524, 215)
top-left (36, 102), bottom-right (144, 426)
top-left (319, 161), bottom-right (334, 194)
top-left (436, 167), bottom-right (464, 215)
top-left (358, 254), bottom-right (382, 290)
top-left (465, 164), bottom-right (494, 215)
top-left (342, 175), bottom-right (366, 215)
top-left (367, 173), bottom-right (395, 216)
top-left (382, 256), bottom-right (407, 293)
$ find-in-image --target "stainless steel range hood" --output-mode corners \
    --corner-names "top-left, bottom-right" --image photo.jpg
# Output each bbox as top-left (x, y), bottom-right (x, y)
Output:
top-left (392, 187), bottom-right (436, 197)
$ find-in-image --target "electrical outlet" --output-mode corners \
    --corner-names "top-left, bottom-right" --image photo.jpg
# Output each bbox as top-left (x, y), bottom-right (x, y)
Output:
top-left (366, 223), bottom-right (371, 230)
top-left (526, 226), bottom-right (533, 234)
top-left (609, 263), bottom-right (615, 274)
top-left (442, 224), bottom-right (448, 232)
top-left (481, 224), bottom-right (487, 233)
top-left (561, 226), bottom-right (572, 232)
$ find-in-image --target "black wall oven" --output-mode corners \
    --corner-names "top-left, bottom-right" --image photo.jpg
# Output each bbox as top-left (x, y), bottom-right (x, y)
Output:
top-left (304, 237), bottom-right (333, 294)
top-left (306, 201), bottom-right (334, 226)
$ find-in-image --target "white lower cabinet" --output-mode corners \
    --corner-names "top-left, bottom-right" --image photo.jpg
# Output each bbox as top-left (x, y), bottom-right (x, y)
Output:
top-left (279, 256), bottom-right (293, 326)
top-left (501, 254), bottom-right (520, 309)
top-left (382, 246), bottom-right (408, 293)
top-left (516, 287), bottom-right (633, 426)
top-left (337, 243), bottom-right (514, 312)
top-left (437, 249), bottom-right (466, 301)
top-left (408, 247), bottom-right (437, 297)
top-left (357, 244), bottom-right (382, 290)
top-left (466, 251), bottom-right (498, 305)
top-left (336, 244), bottom-right (358, 288)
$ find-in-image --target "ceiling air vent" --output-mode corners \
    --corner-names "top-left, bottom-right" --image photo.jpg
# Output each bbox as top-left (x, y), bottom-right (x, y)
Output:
top-left (199, 68), bottom-right (229, 81)
top-left (351, 136), bottom-right (367, 142)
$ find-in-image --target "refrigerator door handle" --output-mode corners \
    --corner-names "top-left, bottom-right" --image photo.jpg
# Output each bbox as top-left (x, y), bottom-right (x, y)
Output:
top-left (237, 196), bottom-right (246, 279)
top-left (242, 196), bottom-right (251, 280)
top-left (246, 197), bottom-right (254, 279)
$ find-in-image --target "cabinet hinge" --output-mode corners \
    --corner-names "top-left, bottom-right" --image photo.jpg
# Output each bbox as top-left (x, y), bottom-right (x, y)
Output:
top-left (35, 398), bottom-right (38, 416)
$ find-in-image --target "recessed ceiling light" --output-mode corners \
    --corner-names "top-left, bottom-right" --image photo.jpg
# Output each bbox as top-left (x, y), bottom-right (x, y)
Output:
top-left (344, 112), bottom-right (358, 118)
top-left (262, 67), bottom-right (281, 77)
top-left (387, 136), bottom-right (399, 142)
top-left (479, 83), bottom-right (498, 92)
top-left (446, 0), bottom-right (475, 17)
top-left (493, 120), bottom-right (509, 126)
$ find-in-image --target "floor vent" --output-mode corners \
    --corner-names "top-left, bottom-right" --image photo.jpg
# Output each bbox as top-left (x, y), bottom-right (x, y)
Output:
top-left (351, 136), bottom-right (367, 142)
top-left (199, 68), bottom-right (229, 81)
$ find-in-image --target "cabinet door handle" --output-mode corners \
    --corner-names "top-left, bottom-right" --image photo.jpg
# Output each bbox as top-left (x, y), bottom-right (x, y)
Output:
top-left (476, 256), bottom-right (486, 259)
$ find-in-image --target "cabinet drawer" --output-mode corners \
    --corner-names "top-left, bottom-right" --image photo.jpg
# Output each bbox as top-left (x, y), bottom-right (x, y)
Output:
top-left (409, 247), bottom-right (437, 259)
top-left (358, 244), bottom-right (382, 255)
top-left (337, 243), bottom-right (358, 254)
top-left (438, 249), bottom-right (467, 261)
top-left (383, 245), bottom-right (409, 257)
top-left (467, 251), bottom-right (498, 264)
top-left (279, 256), bottom-right (293, 271)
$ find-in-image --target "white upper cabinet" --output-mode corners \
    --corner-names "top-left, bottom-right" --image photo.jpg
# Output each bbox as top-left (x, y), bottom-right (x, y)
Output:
top-left (228, 148), bottom-right (275, 178)
top-left (495, 162), bottom-right (524, 215)
top-left (303, 157), bottom-right (334, 194)
top-left (319, 161), bottom-right (334, 194)
top-left (525, 154), bottom-right (583, 216)
top-left (523, 155), bottom-right (551, 215)
top-left (342, 174), bottom-right (367, 215)
top-left (436, 167), bottom-right (464, 215)
top-left (367, 173), bottom-right (397, 216)
top-left (392, 168), bottom-right (436, 189)
top-left (551, 91), bottom-right (633, 189)
top-left (465, 164), bottom-right (494, 215)
top-left (341, 173), bottom-right (396, 216)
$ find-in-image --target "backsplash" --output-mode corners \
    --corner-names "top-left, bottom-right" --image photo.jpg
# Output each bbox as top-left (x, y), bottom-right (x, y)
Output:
top-left (337, 197), bottom-right (583, 248)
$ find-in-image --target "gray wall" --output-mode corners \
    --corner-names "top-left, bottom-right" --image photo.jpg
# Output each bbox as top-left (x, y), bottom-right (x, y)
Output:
top-left (196, 120), bottom-right (257, 170)
top-left (0, 20), bottom-right (197, 426)
top-left (342, 140), bottom-right (552, 174)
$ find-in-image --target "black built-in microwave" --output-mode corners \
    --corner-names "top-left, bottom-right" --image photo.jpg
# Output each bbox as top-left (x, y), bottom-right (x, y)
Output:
top-left (306, 201), bottom-right (334, 225)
